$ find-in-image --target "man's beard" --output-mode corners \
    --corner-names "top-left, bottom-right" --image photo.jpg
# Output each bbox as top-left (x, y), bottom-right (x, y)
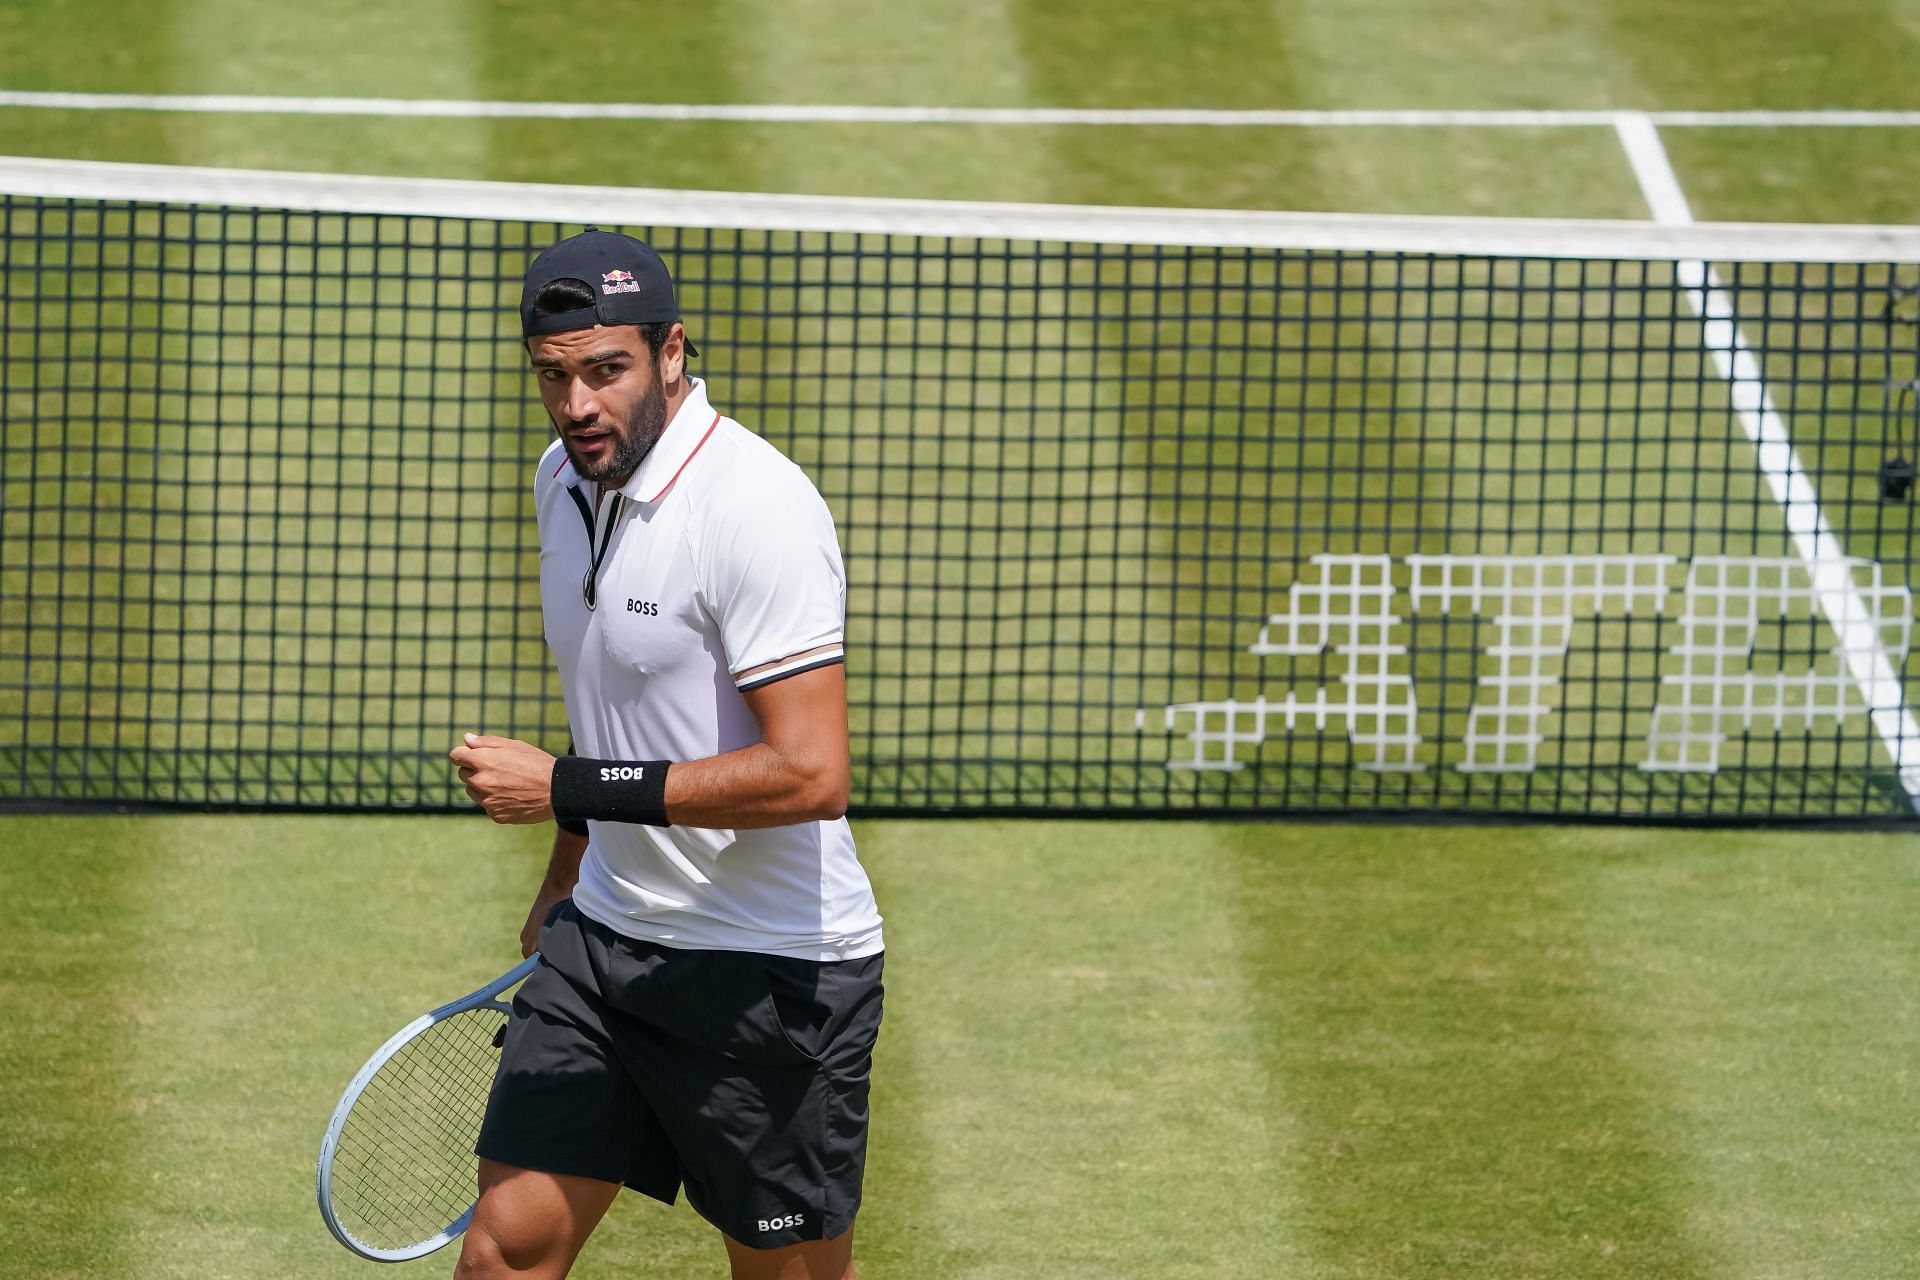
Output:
top-left (564, 371), bottom-right (668, 485)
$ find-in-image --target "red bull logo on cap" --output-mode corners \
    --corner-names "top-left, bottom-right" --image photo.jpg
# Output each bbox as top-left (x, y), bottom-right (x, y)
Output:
top-left (601, 269), bottom-right (641, 295)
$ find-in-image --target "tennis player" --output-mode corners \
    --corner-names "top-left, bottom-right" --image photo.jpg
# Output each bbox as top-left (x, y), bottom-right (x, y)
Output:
top-left (446, 229), bottom-right (884, 1280)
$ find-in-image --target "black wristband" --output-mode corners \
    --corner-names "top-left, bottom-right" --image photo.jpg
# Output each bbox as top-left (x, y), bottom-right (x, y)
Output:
top-left (554, 739), bottom-right (590, 835)
top-left (551, 756), bottom-right (672, 827)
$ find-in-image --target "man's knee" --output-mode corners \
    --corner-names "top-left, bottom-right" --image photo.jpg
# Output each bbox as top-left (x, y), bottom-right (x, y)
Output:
top-left (455, 1209), bottom-right (561, 1278)
top-left (454, 1218), bottom-right (514, 1277)
top-left (454, 1163), bottom-right (617, 1279)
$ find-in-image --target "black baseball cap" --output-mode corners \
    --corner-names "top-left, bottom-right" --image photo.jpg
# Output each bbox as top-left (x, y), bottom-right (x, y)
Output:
top-left (520, 228), bottom-right (697, 355)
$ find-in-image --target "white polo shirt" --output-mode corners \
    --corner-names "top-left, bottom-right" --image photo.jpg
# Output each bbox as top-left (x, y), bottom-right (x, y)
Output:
top-left (533, 377), bottom-right (883, 961)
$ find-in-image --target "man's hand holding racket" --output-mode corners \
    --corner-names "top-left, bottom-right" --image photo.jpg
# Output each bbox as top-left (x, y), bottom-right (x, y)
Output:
top-left (450, 732), bottom-right (555, 824)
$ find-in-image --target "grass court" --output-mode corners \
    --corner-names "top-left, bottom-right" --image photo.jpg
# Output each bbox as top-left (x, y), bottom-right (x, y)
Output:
top-left (3, 2), bottom-right (1919, 1276)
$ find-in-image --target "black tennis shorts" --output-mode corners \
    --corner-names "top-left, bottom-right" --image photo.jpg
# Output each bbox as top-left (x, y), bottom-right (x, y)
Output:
top-left (475, 901), bottom-right (884, 1249)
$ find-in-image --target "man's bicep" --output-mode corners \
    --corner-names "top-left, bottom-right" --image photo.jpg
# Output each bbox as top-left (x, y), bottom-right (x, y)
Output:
top-left (740, 660), bottom-right (851, 760)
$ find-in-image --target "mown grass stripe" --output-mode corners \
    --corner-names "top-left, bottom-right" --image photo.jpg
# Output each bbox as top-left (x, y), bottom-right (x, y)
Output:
top-left (1222, 821), bottom-right (1719, 1279)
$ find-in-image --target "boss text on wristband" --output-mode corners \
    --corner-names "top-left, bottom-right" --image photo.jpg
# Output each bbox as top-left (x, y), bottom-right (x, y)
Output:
top-left (550, 756), bottom-right (673, 827)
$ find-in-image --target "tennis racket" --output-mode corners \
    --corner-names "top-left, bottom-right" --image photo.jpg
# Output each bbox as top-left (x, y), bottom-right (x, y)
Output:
top-left (316, 954), bottom-right (539, 1261)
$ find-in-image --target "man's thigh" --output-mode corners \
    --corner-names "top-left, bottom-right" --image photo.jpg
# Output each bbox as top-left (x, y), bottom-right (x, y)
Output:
top-left (723, 1227), bottom-right (855, 1280)
top-left (474, 924), bottom-right (684, 1203)
top-left (483, 905), bottom-right (884, 1256)
top-left (600, 942), bottom-right (885, 1250)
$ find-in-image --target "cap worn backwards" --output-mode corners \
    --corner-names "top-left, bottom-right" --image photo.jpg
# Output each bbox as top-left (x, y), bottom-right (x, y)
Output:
top-left (520, 228), bottom-right (698, 356)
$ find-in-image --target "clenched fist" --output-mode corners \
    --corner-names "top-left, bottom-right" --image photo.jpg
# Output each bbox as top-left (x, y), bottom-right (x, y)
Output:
top-left (448, 733), bottom-right (557, 824)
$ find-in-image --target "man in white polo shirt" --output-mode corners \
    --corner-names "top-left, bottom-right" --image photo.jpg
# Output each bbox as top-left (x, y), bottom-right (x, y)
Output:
top-left (446, 229), bottom-right (883, 1280)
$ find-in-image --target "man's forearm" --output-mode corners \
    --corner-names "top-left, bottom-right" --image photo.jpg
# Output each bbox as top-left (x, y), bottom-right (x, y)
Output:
top-left (520, 826), bottom-right (588, 957)
top-left (660, 740), bottom-right (849, 829)
top-left (461, 668), bottom-right (852, 831)
top-left (541, 827), bottom-right (589, 894)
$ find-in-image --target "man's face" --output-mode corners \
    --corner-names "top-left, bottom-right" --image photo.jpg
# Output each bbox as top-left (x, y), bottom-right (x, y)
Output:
top-left (527, 325), bottom-right (668, 486)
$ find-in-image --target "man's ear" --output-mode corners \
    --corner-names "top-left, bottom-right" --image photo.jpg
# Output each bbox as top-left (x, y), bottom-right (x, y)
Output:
top-left (658, 323), bottom-right (688, 387)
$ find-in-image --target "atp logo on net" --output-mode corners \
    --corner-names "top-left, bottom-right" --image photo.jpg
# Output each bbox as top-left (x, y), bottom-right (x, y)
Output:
top-left (1139, 551), bottom-right (1914, 776)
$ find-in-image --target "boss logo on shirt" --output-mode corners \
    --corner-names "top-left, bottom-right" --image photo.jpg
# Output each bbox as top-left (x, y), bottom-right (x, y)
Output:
top-left (626, 599), bottom-right (659, 615)
top-left (757, 1213), bottom-right (805, 1233)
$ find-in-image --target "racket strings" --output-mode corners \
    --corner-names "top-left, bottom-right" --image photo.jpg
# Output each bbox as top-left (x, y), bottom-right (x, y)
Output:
top-left (327, 1007), bottom-right (509, 1251)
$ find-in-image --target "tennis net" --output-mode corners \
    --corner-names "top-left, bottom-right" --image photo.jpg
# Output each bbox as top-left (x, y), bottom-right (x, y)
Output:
top-left (3, 156), bottom-right (1917, 823)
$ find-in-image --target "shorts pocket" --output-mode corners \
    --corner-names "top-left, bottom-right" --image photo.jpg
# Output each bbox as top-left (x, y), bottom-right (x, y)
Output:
top-left (758, 958), bottom-right (832, 1065)
top-left (674, 952), bottom-right (821, 1067)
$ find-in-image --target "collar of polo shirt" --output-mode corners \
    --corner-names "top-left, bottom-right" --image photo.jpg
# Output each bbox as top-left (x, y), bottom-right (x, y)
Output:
top-left (564, 375), bottom-right (724, 505)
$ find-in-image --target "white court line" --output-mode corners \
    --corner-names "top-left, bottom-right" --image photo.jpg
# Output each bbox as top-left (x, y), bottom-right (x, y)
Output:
top-left (2, 91), bottom-right (1920, 126)
top-left (1613, 112), bottom-right (1920, 806)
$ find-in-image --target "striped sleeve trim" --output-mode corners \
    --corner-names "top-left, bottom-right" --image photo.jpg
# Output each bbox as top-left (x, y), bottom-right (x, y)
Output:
top-left (735, 648), bottom-right (846, 691)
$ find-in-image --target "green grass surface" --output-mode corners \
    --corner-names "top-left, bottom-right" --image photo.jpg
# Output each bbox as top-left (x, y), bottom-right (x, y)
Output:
top-left (3, 815), bottom-right (1918, 1279)
top-left (0, 0), bottom-right (1914, 220)
top-left (4, 2), bottom-right (1920, 1276)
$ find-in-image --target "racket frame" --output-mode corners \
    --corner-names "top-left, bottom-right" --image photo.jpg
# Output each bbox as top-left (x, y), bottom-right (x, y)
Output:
top-left (316, 954), bottom-right (540, 1262)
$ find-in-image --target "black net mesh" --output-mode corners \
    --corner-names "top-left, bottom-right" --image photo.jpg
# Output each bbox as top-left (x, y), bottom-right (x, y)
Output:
top-left (2, 195), bottom-right (1916, 821)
